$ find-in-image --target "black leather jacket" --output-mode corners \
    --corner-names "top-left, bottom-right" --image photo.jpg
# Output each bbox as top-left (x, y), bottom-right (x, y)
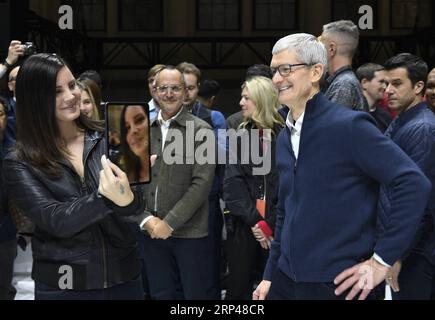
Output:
top-left (223, 122), bottom-right (282, 231)
top-left (3, 131), bottom-right (144, 290)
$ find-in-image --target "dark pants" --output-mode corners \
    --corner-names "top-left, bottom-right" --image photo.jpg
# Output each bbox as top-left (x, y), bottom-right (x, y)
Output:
top-left (392, 253), bottom-right (435, 300)
top-left (268, 268), bottom-right (375, 300)
top-left (205, 195), bottom-right (223, 300)
top-left (130, 223), bottom-right (151, 299)
top-left (432, 275), bottom-right (435, 300)
top-left (35, 276), bottom-right (144, 300)
top-left (142, 236), bottom-right (211, 300)
top-left (225, 222), bottom-right (268, 300)
top-left (0, 239), bottom-right (17, 300)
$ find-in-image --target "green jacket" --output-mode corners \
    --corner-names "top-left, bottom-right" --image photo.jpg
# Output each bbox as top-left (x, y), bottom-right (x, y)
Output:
top-left (140, 107), bottom-right (215, 238)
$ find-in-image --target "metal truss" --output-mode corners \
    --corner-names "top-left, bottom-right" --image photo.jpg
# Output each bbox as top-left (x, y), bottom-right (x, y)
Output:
top-left (25, 14), bottom-right (435, 71)
top-left (86, 37), bottom-right (277, 70)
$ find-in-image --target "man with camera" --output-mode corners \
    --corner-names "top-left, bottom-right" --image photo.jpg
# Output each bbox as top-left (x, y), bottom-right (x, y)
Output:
top-left (0, 41), bottom-right (24, 80)
top-left (0, 40), bottom-right (23, 300)
top-left (0, 40), bottom-right (33, 300)
top-left (1, 40), bottom-right (25, 153)
top-left (1, 40), bottom-right (36, 154)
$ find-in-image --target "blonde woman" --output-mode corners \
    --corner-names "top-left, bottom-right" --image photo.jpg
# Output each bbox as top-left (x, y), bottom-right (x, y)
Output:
top-left (239, 76), bottom-right (284, 130)
top-left (223, 76), bottom-right (285, 300)
top-left (77, 80), bottom-right (101, 120)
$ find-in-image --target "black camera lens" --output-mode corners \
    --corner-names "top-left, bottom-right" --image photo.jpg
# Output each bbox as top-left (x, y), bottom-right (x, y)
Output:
top-left (22, 42), bottom-right (37, 56)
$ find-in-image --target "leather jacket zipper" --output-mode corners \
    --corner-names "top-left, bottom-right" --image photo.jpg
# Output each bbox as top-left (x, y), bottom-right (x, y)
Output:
top-left (79, 174), bottom-right (107, 287)
top-left (83, 138), bottom-right (109, 288)
top-left (58, 134), bottom-right (109, 288)
top-left (99, 230), bottom-right (108, 288)
top-left (80, 176), bottom-right (87, 193)
top-left (83, 140), bottom-right (109, 289)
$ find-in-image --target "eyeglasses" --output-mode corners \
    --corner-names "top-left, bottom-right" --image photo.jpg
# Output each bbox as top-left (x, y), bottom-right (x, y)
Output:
top-left (156, 85), bottom-right (184, 94)
top-left (270, 63), bottom-right (308, 77)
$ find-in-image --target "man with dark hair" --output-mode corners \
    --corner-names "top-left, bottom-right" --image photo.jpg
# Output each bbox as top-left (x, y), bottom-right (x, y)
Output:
top-left (176, 62), bottom-right (226, 129)
top-left (198, 79), bottom-right (221, 109)
top-left (426, 68), bottom-right (435, 113)
top-left (319, 20), bottom-right (367, 111)
top-left (226, 64), bottom-right (275, 130)
top-left (176, 62), bottom-right (202, 112)
top-left (77, 70), bottom-right (102, 89)
top-left (356, 63), bottom-right (392, 132)
top-left (380, 53), bottom-right (435, 300)
top-left (245, 64), bottom-right (274, 80)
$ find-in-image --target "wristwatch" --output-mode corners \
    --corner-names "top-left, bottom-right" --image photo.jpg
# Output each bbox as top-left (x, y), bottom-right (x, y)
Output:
top-left (3, 59), bottom-right (12, 69)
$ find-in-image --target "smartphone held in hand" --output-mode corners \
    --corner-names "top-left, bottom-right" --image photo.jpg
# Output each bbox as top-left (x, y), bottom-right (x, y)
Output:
top-left (105, 102), bottom-right (151, 185)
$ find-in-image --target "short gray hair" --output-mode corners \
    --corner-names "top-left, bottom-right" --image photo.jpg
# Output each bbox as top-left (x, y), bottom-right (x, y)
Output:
top-left (272, 33), bottom-right (327, 76)
top-left (322, 20), bottom-right (359, 57)
top-left (155, 65), bottom-right (186, 87)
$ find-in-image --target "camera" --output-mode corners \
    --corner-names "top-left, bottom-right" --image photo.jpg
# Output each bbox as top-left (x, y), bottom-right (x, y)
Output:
top-left (22, 42), bottom-right (37, 56)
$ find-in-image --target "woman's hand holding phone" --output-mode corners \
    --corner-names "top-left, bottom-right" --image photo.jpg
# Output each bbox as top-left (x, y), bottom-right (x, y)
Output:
top-left (98, 155), bottom-right (134, 207)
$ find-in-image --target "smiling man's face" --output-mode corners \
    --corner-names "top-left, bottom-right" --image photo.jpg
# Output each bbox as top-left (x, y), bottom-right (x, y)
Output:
top-left (271, 50), bottom-right (313, 107)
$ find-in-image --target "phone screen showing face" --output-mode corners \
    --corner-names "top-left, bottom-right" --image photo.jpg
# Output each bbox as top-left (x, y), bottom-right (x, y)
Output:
top-left (105, 103), bottom-right (151, 185)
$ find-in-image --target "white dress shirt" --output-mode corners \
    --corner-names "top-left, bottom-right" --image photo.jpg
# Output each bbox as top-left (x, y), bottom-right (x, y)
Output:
top-left (157, 108), bottom-right (183, 152)
top-left (139, 109), bottom-right (183, 230)
top-left (286, 111), bottom-right (305, 161)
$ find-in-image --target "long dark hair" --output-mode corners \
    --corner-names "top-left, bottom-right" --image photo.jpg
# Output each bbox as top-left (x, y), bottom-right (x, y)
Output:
top-left (15, 53), bottom-right (103, 178)
top-left (120, 104), bottom-right (149, 181)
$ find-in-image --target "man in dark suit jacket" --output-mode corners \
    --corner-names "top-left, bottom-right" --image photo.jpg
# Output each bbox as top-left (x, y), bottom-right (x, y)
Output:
top-left (253, 33), bottom-right (431, 300)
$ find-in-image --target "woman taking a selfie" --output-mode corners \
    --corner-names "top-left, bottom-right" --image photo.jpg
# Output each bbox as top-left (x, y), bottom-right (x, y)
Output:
top-left (3, 53), bottom-right (144, 300)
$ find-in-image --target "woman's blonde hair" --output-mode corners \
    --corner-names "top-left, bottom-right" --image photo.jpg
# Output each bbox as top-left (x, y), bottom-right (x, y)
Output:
top-left (77, 80), bottom-right (101, 121)
top-left (240, 76), bottom-right (284, 134)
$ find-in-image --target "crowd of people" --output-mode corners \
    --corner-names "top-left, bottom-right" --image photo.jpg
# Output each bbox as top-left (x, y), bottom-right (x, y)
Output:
top-left (0, 19), bottom-right (434, 300)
